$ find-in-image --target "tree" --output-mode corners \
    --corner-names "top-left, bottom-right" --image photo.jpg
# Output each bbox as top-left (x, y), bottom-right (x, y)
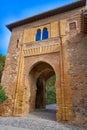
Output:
top-left (0, 85), bottom-right (8, 104)
top-left (0, 54), bottom-right (5, 83)
top-left (46, 75), bottom-right (56, 104)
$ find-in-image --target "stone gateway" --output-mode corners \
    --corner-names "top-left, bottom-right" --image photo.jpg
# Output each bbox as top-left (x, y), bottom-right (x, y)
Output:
top-left (1, 0), bottom-right (87, 127)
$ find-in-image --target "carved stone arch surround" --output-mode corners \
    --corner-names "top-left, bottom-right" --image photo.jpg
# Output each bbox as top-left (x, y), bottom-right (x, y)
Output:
top-left (16, 51), bottom-right (72, 121)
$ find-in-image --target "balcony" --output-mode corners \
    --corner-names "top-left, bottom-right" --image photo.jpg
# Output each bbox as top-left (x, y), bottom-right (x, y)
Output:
top-left (23, 38), bottom-right (60, 57)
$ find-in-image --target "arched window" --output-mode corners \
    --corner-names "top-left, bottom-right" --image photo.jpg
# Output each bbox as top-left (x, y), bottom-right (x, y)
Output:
top-left (42, 28), bottom-right (48, 40)
top-left (36, 29), bottom-right (41, 41)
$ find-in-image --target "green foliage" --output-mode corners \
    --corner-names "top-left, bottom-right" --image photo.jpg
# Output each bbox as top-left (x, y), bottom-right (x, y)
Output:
top-left (46, 75), bottom-right (56, 104)
top-left (0, 54), bottom-right (5, 83)
top-left (0, 84), bottom-right (8, 104)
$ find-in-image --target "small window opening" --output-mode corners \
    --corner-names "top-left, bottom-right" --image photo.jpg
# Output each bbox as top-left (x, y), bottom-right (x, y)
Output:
top-left (17, 39), bottom-right (19, 48)
top-left (36, 29), bottom-right (41, 41)
top-left (69, 22), bottom-right (76, 30)
top-left (42, 28), bottom-right (48, 40)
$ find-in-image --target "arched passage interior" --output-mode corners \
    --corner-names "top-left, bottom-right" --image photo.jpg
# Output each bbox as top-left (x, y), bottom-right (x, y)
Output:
top-left (29, 61), bottom-right (56, 113)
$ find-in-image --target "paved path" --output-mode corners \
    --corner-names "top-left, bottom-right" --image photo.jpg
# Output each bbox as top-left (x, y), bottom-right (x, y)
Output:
top-left (0, 125), bottom-right (30, 130)
top-left (0, 106), bottom-right (86, 130)
top-left (46, 104), bottom-right (56, 110)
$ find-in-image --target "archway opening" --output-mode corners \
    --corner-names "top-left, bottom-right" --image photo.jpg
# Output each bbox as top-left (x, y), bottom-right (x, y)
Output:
top-left (35, 75), bottom-right (56, 110)
top-left (29, 61), bottom-right (56, 120)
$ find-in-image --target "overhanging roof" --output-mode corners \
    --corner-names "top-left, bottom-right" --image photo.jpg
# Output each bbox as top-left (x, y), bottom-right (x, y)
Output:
top-left (6, 0), bottom-right (86, 31)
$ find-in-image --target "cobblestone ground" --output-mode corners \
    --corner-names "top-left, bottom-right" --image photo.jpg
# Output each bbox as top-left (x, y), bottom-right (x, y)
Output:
top-left (0, 109), bottom-right (86, 130)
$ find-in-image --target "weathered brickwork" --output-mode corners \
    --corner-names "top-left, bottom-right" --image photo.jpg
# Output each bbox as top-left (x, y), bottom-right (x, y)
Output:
top-left (66, 33), bottom-right (87, 126)
top-left (1, 30), bottom-right (24, 115)
top-left (1, 1), bottom-right (87, 127)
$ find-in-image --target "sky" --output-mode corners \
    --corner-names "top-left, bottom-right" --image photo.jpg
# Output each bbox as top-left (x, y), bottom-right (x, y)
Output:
top-left (0, 0), bottom-right (85, 55)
